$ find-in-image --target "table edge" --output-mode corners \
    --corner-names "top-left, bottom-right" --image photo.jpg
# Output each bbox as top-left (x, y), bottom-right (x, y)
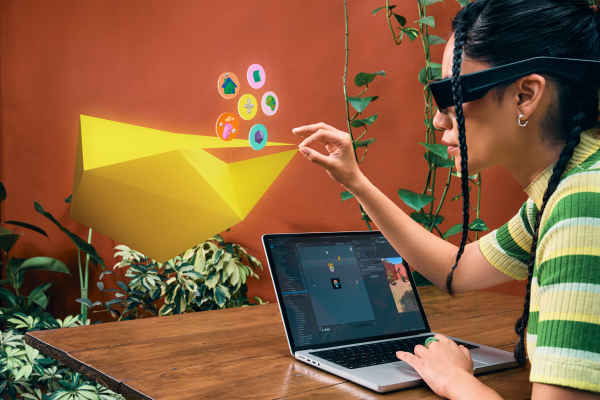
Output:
top-left (24, 332), bottom-right (153, 400)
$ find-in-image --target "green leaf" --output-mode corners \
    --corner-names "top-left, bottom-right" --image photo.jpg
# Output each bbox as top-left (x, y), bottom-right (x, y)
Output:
top-left (351, 114), bottom-right (378, 127)
top-left (0, 181), bottom-right (6, 202)
top-left (341, 191), bottom-right (354, 201)
top-left (20, 257), bottom-right (70, 275)
top-left (4, 220), bottom-right (48, 237)
top-left (429, 62), bottom-right (442, 80)
top-left (451, 171), bottom-right (479, 180)
top-left (397, 189), bottom-right (433, 212)
top-left (417, 16), bottom-right (435, 27)
top-left (442, 224), bottom-right (463, 239)
top-left (419, 62), bottom-right (443, 84)
top-left (419, 142), bottom-right (448, 159)
top-left (428, 35), bottom-right (447, 45)
top-left (422, 0), bottom-right (444, 5)
top-left (354, 70), bottom-right (385, 87)
top-left (0, 287), bottom-right (18, 306)
top-left (7, 257), bottom-right (25, 289)
top-left (402, 27), bottom-right (419, 41)
top-left (65, 194), bottom-right (72, 203)
top-left (75, 298), bottom-right (94, 308)
top-left (393, 13), bottom-right (406, 26)
top-left (371, 5), bottom-right (396, 14)
top-left (425, 152), bottom-right (455, 168)
top-left (348, 96), bottom-right (378, 113)
top-left (28, 282), bottom-right (52, 309)
top-left (355, 138), bottom-right (376, 147)
top-left (0, 225), bottom-right (20, 252)
top-left (457, 0), bottom-right (472, 7)
top-left (205, 270), bottom-right (219, 289)
top-left (468, 218), bottom-right (488, 232)
top-left (34, 201), bottom-right (106, 268)
top-left (214, 284), bottom-right (230, 308)
top-left (410, 212), bottom-right (444, 228)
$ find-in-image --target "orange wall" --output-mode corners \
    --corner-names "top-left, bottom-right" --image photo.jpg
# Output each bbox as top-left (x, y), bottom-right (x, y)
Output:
top-left (1, 0), bottom-right (526, 318)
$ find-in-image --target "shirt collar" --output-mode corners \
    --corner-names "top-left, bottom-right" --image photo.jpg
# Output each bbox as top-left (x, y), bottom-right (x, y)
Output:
top-left (525, 129), bottom-right (600, 208)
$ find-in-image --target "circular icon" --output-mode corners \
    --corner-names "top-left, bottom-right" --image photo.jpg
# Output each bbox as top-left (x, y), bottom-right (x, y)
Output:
top-left (247, 64), bottom-right (266, 89)
top-left (237, 93), bottom-right (258, 120)
top-left (216, 112), bottom-right (239, 141)
top-left (217, 72), bottom-right (240, 99)
top-left (249, 124), bottom-right (268, 150)
top-left (261, 91), bottom-right (279, 116)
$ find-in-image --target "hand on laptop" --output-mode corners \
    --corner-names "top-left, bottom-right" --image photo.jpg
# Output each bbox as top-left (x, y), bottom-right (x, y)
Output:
top-left (396, 334), bottom-right (481, 399)
top-left (293, 122), bottom-right (365, 194)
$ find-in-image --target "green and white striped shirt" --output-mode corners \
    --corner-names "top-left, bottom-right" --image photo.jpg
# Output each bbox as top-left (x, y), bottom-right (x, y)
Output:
top-left (479, 129), bottom-right (600, 393)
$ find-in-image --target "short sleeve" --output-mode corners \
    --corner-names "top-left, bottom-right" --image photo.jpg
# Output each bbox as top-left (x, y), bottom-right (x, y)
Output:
top-left (477, 199), bottom-right (536, 280)
top-left (529, 189), bottom-right (600, 392)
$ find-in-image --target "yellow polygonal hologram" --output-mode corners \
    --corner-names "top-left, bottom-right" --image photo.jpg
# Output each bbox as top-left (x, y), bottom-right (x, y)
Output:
top-left (71, 115), bottom-right (297, 261)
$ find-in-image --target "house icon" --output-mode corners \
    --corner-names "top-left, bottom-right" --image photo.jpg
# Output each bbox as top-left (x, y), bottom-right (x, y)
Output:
top-left (222, 77), bottom-right (238, 95)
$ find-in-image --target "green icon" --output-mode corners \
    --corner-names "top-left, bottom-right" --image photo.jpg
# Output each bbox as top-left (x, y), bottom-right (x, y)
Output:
top-left (253, 70), bottom-right (261, 83)
top-left (222, 77), bottom-right (237, 95)
top-left (266, 95), bottom-right (277, 111)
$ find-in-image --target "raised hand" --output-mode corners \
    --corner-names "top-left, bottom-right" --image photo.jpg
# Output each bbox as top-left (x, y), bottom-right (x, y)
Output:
top-left (293, 122), bottom-right (364, 191)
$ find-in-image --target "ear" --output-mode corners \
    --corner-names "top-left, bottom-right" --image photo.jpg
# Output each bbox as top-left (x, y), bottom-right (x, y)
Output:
top-left (514, 73), bottom-right (547, 120)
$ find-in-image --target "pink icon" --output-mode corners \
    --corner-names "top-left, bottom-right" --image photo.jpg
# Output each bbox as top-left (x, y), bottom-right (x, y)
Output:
top-left (222, 123), bottom-right (233, 140)
top-left (247, 64), bottom-right (266, 89)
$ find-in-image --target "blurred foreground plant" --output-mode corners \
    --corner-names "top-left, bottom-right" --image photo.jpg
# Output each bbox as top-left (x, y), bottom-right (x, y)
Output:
top-left (90, 235), bottom-right (264, 320)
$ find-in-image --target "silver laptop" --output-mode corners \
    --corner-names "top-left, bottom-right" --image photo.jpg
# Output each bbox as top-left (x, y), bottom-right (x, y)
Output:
top-left (262, 231), bottom-right (518, 393)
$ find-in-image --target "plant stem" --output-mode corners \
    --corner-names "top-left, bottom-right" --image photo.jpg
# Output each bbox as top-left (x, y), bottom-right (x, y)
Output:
top-left (417, 1), bottom-right (440, 231)
top-left (385, 0), bottom-right (402, 45)
top-left (344, 0), bottom-right (372, 231)
top-left (82, 228), bottom-right (92, 322)
top-left (77, 248), bottom-right (83, 316)
top-left (434, 167), bottom-right (454, 217)
top-left (343, 0), bottom-right (356, 151)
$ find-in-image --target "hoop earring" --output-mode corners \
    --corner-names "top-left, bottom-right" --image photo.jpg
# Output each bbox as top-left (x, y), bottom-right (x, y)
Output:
top-left (518, 113), bottom-right (529, 128)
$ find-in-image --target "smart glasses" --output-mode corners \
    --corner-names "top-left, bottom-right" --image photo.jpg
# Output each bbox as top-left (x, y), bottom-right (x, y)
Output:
top-left (429, 56), bottom-right (600, 110)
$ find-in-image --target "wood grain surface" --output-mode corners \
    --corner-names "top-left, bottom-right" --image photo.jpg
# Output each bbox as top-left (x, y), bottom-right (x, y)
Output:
top-left (25, 287), bottom-right (531, 399)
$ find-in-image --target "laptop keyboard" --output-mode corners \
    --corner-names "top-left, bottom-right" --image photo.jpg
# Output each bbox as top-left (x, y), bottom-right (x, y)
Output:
top-left (310, 335), bottom-right (478, 369)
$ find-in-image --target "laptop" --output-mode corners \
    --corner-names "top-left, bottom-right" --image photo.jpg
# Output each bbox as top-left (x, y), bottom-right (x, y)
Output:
top-left (262, 231), bottom-right (518, 393)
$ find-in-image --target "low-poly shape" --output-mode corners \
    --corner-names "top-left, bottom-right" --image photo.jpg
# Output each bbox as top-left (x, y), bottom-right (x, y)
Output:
top-left (72, 115), bottom-right (296, 261)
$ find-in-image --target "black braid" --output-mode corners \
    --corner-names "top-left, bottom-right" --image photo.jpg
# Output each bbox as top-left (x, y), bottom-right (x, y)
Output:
top-left (445, 26), bottom-right (470, 295)
top-left (513, 112), bottom-right (586, 366)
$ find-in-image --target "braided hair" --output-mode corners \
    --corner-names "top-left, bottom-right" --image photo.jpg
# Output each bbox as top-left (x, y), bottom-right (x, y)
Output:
top-left (445, 0), bottom-right (600, 365)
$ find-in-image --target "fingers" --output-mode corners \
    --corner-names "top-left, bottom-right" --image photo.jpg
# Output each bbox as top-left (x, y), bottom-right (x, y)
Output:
top-left (459, 345), bottom-right (472, 361)
top-left (414, 344), bottom-right (428, 357)
top-left (292, 122), bottom-right (337, 137)
top-left (396, 351), bottom-right (423, 371)
top-left (434, 334), bottom-right (451, 344)
top-left (298, 146), bottom-right (333, 168)
top-left (298, 128), bottom-right (347, 150)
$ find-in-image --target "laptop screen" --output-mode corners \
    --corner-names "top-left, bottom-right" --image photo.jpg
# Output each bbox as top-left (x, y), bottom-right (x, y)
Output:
top-left (263, 232), bottom-right (429, 352)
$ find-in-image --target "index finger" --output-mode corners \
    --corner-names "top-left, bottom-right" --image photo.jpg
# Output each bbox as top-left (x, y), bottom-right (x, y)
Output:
top-left (292, 122), bottom-right (337, 136)
top-left (299, 128), bottom-right (347, 149)
top-left (396, 351), bottom-right (424, 373)
top-left (433, 334), bottom-right (452, 344)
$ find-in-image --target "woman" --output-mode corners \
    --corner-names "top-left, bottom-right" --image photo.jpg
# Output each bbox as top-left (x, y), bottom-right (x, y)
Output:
top-left (293, 1), bottom-right (600, 398)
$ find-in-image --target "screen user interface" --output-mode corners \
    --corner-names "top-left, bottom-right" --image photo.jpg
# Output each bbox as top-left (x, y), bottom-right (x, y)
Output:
top-left (265, 233), bottom-right (427, 349)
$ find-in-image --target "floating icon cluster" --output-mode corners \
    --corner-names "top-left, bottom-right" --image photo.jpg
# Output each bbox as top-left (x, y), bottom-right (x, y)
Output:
top-left (216, 64), bottom-right (279, 150)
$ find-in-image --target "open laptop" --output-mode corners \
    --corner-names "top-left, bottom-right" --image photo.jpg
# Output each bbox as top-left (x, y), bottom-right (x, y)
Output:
top-left (262, 231), bottom-right (518, 393)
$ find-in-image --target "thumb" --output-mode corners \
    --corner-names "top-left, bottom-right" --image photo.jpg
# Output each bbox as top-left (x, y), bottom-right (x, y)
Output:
top-left (459, 345), bottom-right (471, 361)
top-left (299, 146), bottom-right (333, 168)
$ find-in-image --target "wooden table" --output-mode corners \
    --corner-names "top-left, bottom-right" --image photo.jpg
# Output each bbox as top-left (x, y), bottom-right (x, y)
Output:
top-left (25, 287), bottom-right (531, 399)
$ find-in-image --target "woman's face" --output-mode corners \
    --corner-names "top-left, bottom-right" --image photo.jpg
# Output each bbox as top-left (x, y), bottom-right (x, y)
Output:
top-left (433, 35), bottom-right (519, 174)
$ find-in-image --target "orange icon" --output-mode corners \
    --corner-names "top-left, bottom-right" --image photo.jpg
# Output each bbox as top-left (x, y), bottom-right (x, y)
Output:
top-left (215, 112), bottom-right (239, 141)
top-left (217, 72), bottom-right (241, 99)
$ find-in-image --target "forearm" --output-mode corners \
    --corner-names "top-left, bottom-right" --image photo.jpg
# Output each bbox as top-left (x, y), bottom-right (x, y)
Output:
top-left (348, 173), bottom-right (459, 291)
top-left (448, 372), bottom-right (503, 400)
